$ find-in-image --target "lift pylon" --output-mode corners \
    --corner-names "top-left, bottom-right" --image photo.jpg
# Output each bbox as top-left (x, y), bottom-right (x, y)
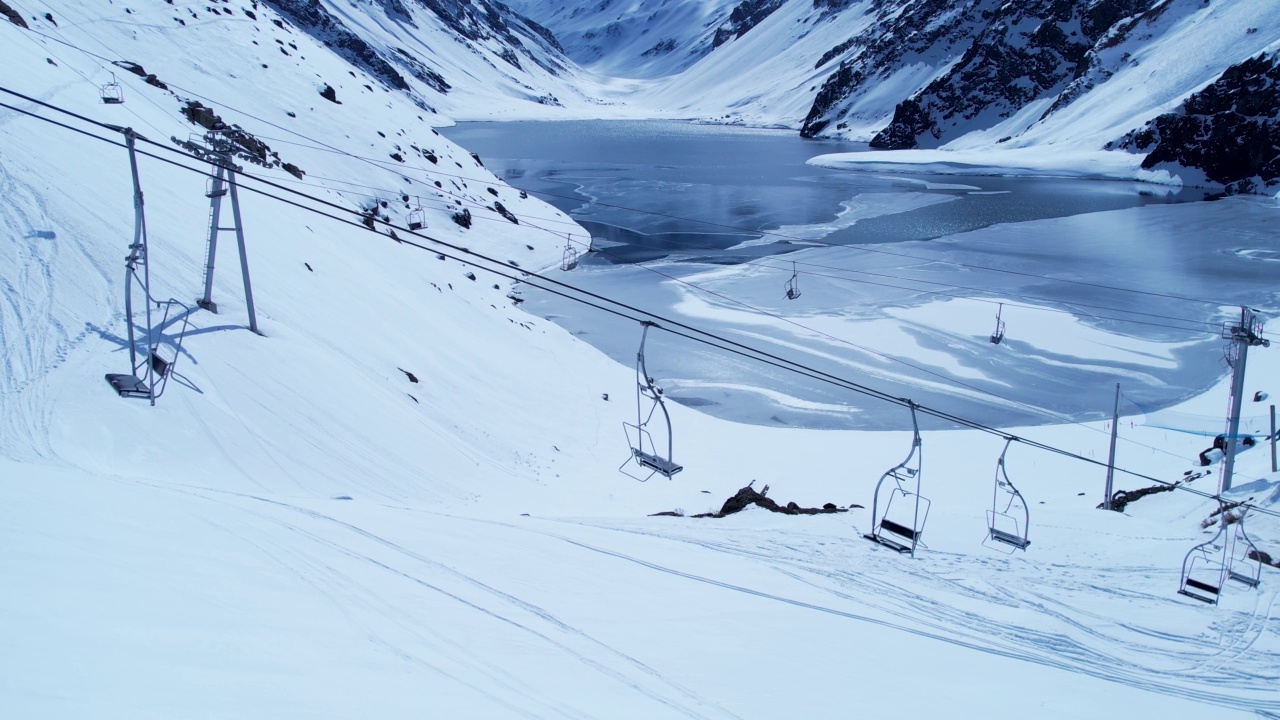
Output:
top-left (195, 130), bottom-right (260, 335)
top-left (864, 402), bottom-right (929, 556)
top-left (620, 321), bottom-right (683, 481)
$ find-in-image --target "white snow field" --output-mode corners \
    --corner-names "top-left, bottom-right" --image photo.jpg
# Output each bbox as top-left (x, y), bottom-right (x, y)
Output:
top-left (2, 3), bottom-right (1279, 719)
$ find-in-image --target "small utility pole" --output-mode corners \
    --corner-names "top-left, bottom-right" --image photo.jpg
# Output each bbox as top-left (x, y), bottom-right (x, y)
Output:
top-left (1270, 404), bottom-right (1277, 474)
top-left (1220, 307), bottom-right (1270, 493)
top-left (1104, 382), bottom-right (1120, 510)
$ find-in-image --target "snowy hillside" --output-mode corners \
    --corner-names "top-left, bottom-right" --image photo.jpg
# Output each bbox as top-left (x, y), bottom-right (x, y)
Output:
top-left (3, 1), bottom-right (1280, 717)
top-left (501, 0), bottom-right (741, 80)
top-left (521, 0), bottom-right (1280, 190)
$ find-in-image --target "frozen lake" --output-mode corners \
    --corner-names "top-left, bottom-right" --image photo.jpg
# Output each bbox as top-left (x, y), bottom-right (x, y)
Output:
top-left (442, 121), bottom-right (1280, 431)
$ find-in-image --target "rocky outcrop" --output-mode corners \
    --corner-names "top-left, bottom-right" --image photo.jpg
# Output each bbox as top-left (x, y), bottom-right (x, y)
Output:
top-left (801, 0), bottom-right (994, 139)
top-left (801, 0), bottom-right (1174, 145)
top-left (711, 0), bottom-right (786, 49)
top-left (1, 0), bottom-right (28, 28)
top-left (868, 0), bottom-right (1153, 149)
top-left (650, 484), bottom-right (853, 518)
top-left (263, 0), bottom-right (412, 91)
top-left (1116, 52), bottom-right (1280, 193)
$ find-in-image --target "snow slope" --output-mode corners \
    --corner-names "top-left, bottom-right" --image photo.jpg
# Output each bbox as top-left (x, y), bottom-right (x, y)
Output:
top-left (2, 2), bottom-right (1280, 718)
top-left (501, 0), bottom-right (742, 80)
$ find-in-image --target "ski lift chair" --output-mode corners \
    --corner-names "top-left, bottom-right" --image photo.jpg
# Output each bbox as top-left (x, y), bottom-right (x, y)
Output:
top-left (561, 235), bottom-right (579, 271)
top-left (620, 322), bottom-right (683, 481)
top-left (100, 75), bottom-right (124, 105)
top-left (784, 261), bottom-right (800, 300)
top-left (986, 439), bottom-right (1030, 550)
top-left (106, 298), bottom-right (192, 405)
top-left (407, 204), bottom-right (425, 231)
top-left (864, 403), bottom-right (930, 556)
top-left (990, 303), bottom-right (1005, 345)
top-left (1227, 511), bottom-right (1263, 589)
top-left (1178, 520), bottom-right (1232, 604)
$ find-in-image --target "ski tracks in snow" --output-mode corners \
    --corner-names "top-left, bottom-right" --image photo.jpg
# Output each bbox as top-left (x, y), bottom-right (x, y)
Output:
top-left (0, 162), bottom-right (113, 462)
top-left (163, 482), bottom-right (744, 720)
top-left (529, 517), bottom-right (1280, 713)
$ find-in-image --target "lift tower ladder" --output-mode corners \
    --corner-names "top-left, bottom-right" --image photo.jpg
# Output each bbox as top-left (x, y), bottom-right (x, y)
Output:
top-left (195, 131), bottom-right (260, 335)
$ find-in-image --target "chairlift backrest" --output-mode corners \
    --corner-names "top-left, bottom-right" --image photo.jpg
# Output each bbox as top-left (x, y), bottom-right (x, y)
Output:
top-left (1227, 511), bottom-right (1263, 588)
top-left (1178, 518), bottom-right (1232, 604)
top-left (561, 235), bottom-right (579, 271)
top-left (863, 403), bottom-right (929, 556)
top-left (100, 79), bottom-right (124, 105)
top-left (986, 439), bottom-right (1030, 550)
top-left (990, 303), bottom-right (1005, 344)
top-left (620, 322), bottom-right (683, 481)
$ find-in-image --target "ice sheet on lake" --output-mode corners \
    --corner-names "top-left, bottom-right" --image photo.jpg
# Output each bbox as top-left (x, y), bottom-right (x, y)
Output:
top-left (729, 191), bottom-right (958, 248)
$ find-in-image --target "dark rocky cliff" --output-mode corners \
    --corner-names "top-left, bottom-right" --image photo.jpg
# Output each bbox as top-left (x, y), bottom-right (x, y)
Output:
top-left (1116, 52), bottom-right (1280, 193)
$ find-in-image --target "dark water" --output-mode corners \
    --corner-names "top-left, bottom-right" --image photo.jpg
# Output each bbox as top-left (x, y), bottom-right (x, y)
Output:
top-left (441, 120), bottom-right (1277, 431)
top-left (443, 120), bottom-right (1192, 264)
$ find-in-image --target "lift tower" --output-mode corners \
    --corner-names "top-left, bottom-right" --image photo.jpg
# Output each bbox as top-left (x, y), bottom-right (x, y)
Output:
top-left (1221, 307), bottom-right (1269, 493)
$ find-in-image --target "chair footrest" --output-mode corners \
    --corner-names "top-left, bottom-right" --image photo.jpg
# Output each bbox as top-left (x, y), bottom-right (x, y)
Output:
top-left (989, 528), bottom-right (1030, 549)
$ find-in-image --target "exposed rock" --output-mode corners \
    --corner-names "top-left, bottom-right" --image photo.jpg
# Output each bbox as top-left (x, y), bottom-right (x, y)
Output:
top-left (1100, 483), bottom-right (1175, 513)
top-left (712, 0), bottom-right (785, 50)
top-left (319, 83), bottom-right (340, 103)
top-left (1117, 52), bottom-right (1280, 192)
top-left (452, 208), bottom-right (472, 228)
top-left (868, 0), bottom-right (1153, 149)
top-left (493, 201), bottom-right (519, 224)
top-left (262, 0), bottom-right (410, 90)
top-left (655, 484), bottom-right (854, 518)
top-left (0, 1), bottom-right (28, 28)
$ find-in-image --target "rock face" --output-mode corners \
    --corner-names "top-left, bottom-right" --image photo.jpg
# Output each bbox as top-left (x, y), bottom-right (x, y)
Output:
top-left (1117, 52), bottom-right (1280, 193)
top-left (711, 0), bottom-right (786, 49)
top-left (676, 484), bottom-right (852, 518)
top-left (802, 0), bottom-right (1183, 146)
top-left (1, 0), bottom-right (28, 28)
top-left (263, 0), bottom-right (568, 107)
top-left (864, 0), bottom-right (1154, 148)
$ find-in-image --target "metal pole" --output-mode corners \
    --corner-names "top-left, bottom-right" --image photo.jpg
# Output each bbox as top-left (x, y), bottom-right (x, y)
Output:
top-left (198, 164), bottom-right (225, 312)
top-left (1221, 308), bottom-right (1252, 493)
top-left (1104, 383), bottom-right (1120, 510)
top-left (226, 168), bottom-right (260, 335)
top-left (123, 129), bottom-right (157, 405)
top-left (122, 129), bottom-right (142, 373)
top-left (1270, 404), bottom-right (1276, 473)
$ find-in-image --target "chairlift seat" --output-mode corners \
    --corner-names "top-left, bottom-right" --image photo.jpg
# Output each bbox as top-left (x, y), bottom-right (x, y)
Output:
top-left (1179, 577), bottom-right (1221, 604)
top-left (990, 332), bottom-right (1003, 344)
top-left (149, 352), bottom-right (171, 378)
top-left (863, 530), bottom-right (914, 554)
top-left (989, 527), bottom-right (1030, 549)
top-left (105, 373), bottom-right (149, 398)
top-left (1228, 569), bottom-right (1260, 588)
top-left (408, 220), bottom-right (424, 230)
top-left (634, 450), bottom-right (682, 477)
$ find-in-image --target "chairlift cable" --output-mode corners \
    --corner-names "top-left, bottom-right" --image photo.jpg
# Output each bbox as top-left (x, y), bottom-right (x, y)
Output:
top-left (0, 87), bottom-right (1232, 469)
top-left (20, 26), bottom-right (1235, 312)
top-left (4, 91), bottom-right (1276, 519)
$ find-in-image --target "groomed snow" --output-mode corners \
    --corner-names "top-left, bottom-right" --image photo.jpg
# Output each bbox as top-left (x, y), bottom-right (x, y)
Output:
top-left (2, 2), bottom-right (1279, 718)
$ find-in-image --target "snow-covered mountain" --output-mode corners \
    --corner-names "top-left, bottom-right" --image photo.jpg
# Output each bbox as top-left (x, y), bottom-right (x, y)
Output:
top-left (501, 0), bottom-right (742, 79)
top-left (3, 1), bottom-right (1280, 717)
top-left (520, 0), bottom-right (1280, 191)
